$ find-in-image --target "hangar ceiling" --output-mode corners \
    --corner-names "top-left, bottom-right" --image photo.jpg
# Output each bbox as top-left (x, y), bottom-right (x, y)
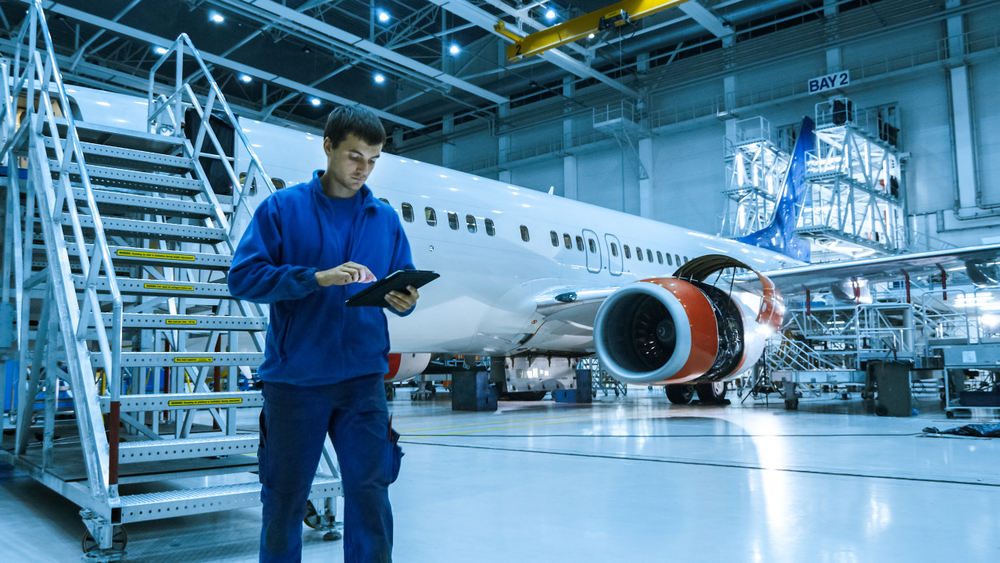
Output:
top-left (0, 0), bottom-right (879, 141)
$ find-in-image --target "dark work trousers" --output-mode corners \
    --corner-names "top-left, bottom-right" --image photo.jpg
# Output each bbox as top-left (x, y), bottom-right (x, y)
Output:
top-left (258, 374), bottom-right (401, 563)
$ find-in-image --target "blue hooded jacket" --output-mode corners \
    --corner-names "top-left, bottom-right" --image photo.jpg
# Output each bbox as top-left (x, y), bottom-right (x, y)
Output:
top-left (228, 170), bottom-right (415, 386)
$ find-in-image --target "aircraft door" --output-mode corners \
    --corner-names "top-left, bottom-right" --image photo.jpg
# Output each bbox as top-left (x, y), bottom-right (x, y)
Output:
top-left (583, 229), bottom-right (602, 274)
top-left (605, 234), bottom-right (623, 276)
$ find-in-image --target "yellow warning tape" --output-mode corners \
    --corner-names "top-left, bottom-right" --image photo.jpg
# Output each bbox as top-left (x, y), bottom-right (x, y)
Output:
top-left (117, 249), bottom-right (195, 261)
top-left (167, 398), bottom-right (243, 406)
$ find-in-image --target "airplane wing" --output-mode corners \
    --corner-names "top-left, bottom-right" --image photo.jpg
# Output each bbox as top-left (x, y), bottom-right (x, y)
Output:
top-left (759, 242), bottom-right (1000, 293)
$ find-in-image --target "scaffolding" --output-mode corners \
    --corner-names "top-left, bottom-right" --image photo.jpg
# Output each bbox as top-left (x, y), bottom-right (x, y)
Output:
top-left (718, 117), bottom-right (791, 239)
top-left (796, 98), bottom-right (906, 262)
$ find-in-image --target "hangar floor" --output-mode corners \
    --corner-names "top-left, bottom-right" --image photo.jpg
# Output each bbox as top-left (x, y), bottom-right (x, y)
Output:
top-left (2, 390), bottom-right (998, 563)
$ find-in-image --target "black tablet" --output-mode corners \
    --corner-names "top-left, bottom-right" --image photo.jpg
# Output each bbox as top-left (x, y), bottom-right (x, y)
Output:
top-left (345, 269), bottom-right (439, 308)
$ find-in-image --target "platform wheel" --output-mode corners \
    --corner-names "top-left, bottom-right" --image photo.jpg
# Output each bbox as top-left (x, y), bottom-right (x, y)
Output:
top-left (304, 500), bottom-right (321, 529)
top-left (82, 525), bottom-right (127, 553)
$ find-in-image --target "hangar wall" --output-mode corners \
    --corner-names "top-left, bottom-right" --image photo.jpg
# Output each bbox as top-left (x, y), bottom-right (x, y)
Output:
top-left (400, 0), bottom-right (1000, 249)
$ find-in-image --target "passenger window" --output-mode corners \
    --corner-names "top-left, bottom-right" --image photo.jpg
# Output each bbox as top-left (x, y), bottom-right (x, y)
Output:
top-left (647, 249), bottom-right (653, 262)
top-left (448, 212), bottom-right (459, 230)
top-left (563, 234), bottom-right (572, 249)
top-left (611, 243), bottom-right (618, 257)
top-left (379, 198), bottom-right (389, 204)
top-left (666, 253), bottom-right (673, 266)
top-left (684, 256), bottom-right (690, 264)
top-left (466, 215), bottom-right (477, 233)
top-left (425, 207), bottom-right (437, 226)
top-left (550, 231), bottom-right (559, 247)
top-left (588, 239), bottom-right (597, 253)
top-left (675, 254), bottom-right (681, 265)
top-left (485, 218), bottom-right (496, 236)
top-left (575, 236), bottom-right (584, 251)
top-left (624, 245), bottom-right (631, 259)
top-left (636, 247), bottom-right (643, 261)
top-left (401, 203), bottom-right (414, 222)
top-left (656, 251), bottom-right (663, 264)
top-left (520, 225), bottom-right (530, 242)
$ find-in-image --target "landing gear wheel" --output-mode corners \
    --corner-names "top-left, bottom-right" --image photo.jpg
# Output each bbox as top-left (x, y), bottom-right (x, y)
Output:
top-left (696, 382), bottom-right (727, 404)
top-left (784, 399), bottom-right (799, 410)
top-left (385, 383), bottom-right (396, 402)
top-left (666, 385), bottom-right (695, 405)
top-left (82, 525), bottom-right (127, 554)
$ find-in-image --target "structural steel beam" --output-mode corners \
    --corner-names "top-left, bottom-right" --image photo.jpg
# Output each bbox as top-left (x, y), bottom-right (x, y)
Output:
top-left (427, 0), bottom-right (641, 99)
top-left (679, 0), bottom-right (733, 38)
top-left (505, 0), bottom-right (690, 61)
top-left (25, 1), bottom-right (425, 129)
top-left (240, 0), bottom-right (508, 105)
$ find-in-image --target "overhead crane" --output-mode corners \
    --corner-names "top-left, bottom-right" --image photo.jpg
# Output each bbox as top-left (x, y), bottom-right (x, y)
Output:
top-left (495, 0), bottom-right (694, 61)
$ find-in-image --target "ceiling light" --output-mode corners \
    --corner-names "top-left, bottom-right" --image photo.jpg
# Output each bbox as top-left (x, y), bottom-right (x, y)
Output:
top-left (310, 98), bottom-right (321, 106)
top-left (240, 74), bottom-right (252, 83)
top-left (302, 45), bottom-right (311, 54)
top-left (154, 46), bottom-right (168, 55)
top-left (378, 10), bottom-right (390, 22)
top-left (588, 33), bottom-right (595, 39)
top-left (449, 44), bottom-right (460, 55)
top-left (210, 12), bottom-right (225, 24)
top-left (545, 9), bottom-right (556, 19)
top-left (374, 73), bottom-right (386, 84)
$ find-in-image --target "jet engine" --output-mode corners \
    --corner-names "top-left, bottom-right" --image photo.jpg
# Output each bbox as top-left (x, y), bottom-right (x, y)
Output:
top-left (594, 256), bottom-right (783, 385)
top-left (383, 353), bottom-right (432, 383)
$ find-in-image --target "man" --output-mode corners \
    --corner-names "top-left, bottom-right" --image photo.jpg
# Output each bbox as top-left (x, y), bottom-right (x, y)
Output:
top-left (228, 105), bottom-right (418, 563)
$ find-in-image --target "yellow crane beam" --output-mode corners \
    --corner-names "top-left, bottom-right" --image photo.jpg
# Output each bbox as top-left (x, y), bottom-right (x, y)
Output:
top-left (498, 0), bottom-right (691, 61)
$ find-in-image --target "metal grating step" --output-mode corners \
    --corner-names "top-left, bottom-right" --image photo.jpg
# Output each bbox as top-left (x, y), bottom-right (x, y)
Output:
top-left (119, 434), bottom-right (259, 463)
top-left (119, 476), bottom-right (341, 524)
top-left (93, 352), bottom-right (265, 369)
top-left (60, 162), bottom-right (205, 196)
top-left (101, 391), bottom-right (264, 412)
top-left (101, 313), bottom-right (267, 331)
top-left (76, 188), bottom-right (218, 219)
top-left (42, 137), bottom-right (194, 175)
top-left (46, 118), bottom-right (188, 155)
top-left (72, 276), bottom-right (233, 299)
top-left (107, 246), bottom-right (232, 271)
top-left (63, 214), bottom-right (226, 244)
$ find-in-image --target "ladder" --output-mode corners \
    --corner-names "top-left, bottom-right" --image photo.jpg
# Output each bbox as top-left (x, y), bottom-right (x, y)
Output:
top-left (0, 4), bottom-right (341, 560)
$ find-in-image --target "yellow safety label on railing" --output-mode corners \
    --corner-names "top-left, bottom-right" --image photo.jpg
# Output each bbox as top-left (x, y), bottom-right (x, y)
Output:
top-left (165, 319), bottom-right (197, 325)
top-left (144, 283), bottom-right (195, 291)
top-left (167, 398), bottom-right (243, 406)
top-left (117, 249), bottom-right (196, 261)
top-left (174, 357), bottom-right (213, 363)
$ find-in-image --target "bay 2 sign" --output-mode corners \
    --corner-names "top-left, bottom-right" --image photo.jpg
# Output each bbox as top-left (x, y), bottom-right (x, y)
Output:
top-left (808, 70), bottom-right (850, 95)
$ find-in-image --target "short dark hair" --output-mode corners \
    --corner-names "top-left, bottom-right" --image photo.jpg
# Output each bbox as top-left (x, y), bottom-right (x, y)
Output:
top-left (323, 105), bottom-right (386, 149)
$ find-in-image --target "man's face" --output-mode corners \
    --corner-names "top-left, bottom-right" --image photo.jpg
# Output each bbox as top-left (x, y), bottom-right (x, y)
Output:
top-left (323, 133), bottom-right (382, 197)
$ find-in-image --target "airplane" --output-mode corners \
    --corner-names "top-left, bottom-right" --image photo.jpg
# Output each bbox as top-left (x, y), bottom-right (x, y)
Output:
top-left (25, 84), bottom-right (1000, 405)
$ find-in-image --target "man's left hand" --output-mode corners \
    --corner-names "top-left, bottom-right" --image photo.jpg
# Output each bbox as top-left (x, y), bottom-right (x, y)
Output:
top-left (385, 285), bottom-right (419, 313)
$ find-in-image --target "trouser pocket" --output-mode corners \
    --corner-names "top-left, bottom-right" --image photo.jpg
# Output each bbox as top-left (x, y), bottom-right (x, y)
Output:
top-left (383, 417), bottom-right (403, 485)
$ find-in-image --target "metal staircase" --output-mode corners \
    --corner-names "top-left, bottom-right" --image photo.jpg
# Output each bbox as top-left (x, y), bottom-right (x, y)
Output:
top-left (1, 4), bottom-right (341, 560)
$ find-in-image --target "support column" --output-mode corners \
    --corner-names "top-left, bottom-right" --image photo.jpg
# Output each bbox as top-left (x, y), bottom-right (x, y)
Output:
top-left (441, 113), bottom-right (455, 168)
top-left (562, 77), bottom-right (575, 199)
top-left (945, 0), bottom-right (977, 211)
top-left (498, 103), bottom-right (511, 183)
top-left (564, 156), bottom-right (578, 200)
top-left (638, 138), bottom-right (653, 218)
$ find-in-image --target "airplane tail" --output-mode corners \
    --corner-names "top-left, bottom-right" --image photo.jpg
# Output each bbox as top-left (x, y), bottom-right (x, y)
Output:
top-left (737, 116), bottom-right (815, 263)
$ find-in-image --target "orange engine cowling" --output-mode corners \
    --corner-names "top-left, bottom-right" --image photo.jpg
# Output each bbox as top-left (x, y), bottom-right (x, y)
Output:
top-left (594, 258), bottom-right (782, 386)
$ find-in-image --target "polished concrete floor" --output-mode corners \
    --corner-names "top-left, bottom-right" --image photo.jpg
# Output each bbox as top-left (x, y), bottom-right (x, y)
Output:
top-left (2, 389), bottom-right (999, 562)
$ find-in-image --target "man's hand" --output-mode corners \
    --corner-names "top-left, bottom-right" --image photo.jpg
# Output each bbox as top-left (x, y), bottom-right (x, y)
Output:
top-left (315, 262), bottom-right (376, 287)
top-left (385, 285), bottom-right (419, 313)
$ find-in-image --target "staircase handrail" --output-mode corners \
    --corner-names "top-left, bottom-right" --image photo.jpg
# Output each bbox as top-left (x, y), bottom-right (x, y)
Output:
top-left (146, 34), bottom-right (277, 245)
top-left (9, 1), bottom-right (122, 389)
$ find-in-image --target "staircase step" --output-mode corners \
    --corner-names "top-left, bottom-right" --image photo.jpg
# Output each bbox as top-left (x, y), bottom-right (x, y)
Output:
top-left (107, 246), bottom-right (232, 271)
top-left (72, 275), bottom-right (232, 299)
top-left (119, 434), bottom-right (259, 463)
top-left (44, 137), bottom-right (194, 175)
top-left (63, 215), bottom-right (227, 244)
top-left (43, 119), bottom-right (189, 155)
top-left (93, 352), bottom-right (265, 369)
top-left (60, 162), bottom-right (205, 196)
top-left (76, 188), bottom-right (219, 219)
top-left (101, 391), bottom-right (264, 411)
top-left (119, 476), bottom-right (341, 524)
top-left (101, 313), bottom-right (267, 331)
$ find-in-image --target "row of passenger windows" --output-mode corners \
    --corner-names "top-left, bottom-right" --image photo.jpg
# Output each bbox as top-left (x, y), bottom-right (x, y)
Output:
top-left (384, 199), bottom-right (689, 266)
top-left (548, 230), bottom-right (689, 266)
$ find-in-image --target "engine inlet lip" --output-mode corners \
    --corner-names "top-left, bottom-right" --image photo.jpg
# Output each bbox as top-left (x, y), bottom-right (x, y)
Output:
top-left (594, 282), bottom-right (694, 385)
